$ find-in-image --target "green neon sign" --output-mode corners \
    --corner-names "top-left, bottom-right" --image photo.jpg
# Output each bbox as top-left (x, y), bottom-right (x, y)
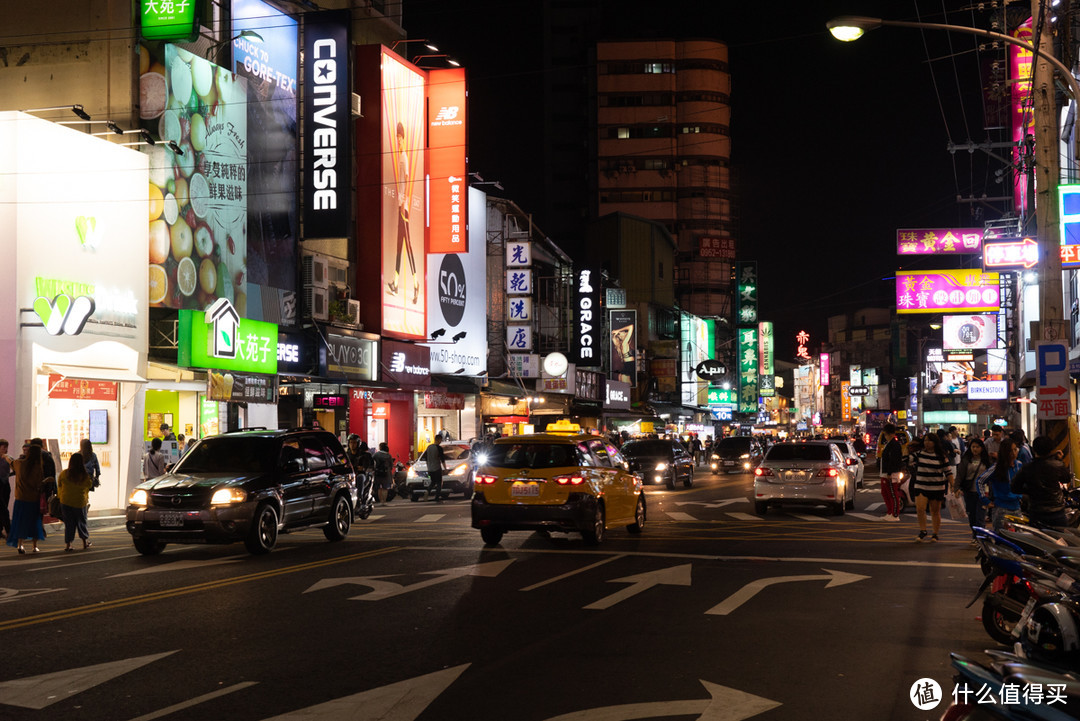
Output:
top-left (140, 0), bottom-right (197, 41)
top-left (178, 307), bottom-right (278, 374)
top-left (707, 388), bottom-right (734, 405)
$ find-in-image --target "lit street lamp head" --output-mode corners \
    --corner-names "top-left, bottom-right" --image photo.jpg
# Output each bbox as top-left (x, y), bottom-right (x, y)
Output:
top-left (826, 16), bottom-right (883, 42)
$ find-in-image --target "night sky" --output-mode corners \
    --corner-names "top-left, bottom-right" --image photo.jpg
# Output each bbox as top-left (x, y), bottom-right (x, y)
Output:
top-left (402, 0), bottom-right (1011, 359)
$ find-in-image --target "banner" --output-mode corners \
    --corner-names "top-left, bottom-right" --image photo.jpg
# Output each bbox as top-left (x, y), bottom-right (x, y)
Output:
top-left (609, 309), bottom-right (637, 385)
top-left (573, 267), bottom-right (601, 366)
top-left (758, 321), bottom-right (774, 397)
top-left (896, 270), bottom-right (1000, 314)
top-left (426, 67), bottom-right (467, 253)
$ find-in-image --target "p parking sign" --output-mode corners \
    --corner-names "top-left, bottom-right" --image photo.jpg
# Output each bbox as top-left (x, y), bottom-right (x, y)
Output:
top-left (1037, 342), bottom-right (1069, 420)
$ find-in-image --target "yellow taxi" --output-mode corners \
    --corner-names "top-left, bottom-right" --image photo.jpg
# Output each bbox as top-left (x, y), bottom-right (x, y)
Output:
top-left (471, 422), bottom-right (646, 546)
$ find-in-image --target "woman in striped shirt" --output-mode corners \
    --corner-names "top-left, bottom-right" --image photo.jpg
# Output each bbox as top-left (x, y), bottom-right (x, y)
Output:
top-left (910, 432), bottom-right (955, 542)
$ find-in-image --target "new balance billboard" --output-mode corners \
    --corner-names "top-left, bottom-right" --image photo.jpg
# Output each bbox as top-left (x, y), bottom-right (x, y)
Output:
top-left (426, 67), bottom-right (467, 254)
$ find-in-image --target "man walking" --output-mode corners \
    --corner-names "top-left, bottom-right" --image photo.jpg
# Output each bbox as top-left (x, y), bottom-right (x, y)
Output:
top-left (0, 439), bottom-right (12, 538)
top-left (423, 437), bottom-right (448, 503)
top-left (878, 423), bottom-right (905, 521)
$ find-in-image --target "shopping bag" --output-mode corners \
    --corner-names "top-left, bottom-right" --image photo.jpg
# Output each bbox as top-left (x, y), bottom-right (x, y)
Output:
top-left (946, 492), bottom-right (967, 522)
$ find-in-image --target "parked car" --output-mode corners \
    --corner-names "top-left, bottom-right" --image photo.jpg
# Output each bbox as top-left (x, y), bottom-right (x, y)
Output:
top-left (126, 429), bottom-right (357, 555)
top-left (620, 438), bottom-right (695, 489)
top-left (710, 436), bottom-right (764, 474)
top-left (752, 441), bottom-right (856, 516)
top-left (405, 441), bottom-right (475, 500)
top-left (471, 427), bottom-right (645, 546)
top-left (824, 438), bottom-right (866, 488)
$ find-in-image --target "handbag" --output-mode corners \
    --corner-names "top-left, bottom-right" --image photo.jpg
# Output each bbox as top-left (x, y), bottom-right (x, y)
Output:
top-left (947, 492), bottom-right (967, 522)
top-left (39, 492), bottom-right (48, 515)
top-left (47, 493), bottom-right (61, 518)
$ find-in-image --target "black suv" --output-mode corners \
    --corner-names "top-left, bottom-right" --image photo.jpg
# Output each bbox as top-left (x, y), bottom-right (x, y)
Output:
top-left (126, 429), bottom-right (357, 555)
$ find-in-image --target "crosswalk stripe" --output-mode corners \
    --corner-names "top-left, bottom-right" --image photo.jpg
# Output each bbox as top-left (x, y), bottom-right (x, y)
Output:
top-left (726, 512), bottom-right (760, 521)
top-left (415, 514), bottom-right (445, 523)
top-left (664, 511), bottom-right (697, 521)
top-left (365, 515), bottom-right (386, 521)
top-left (866, 502), bottom-right (884, 511)
top-left (787, 513), bottom-right (829, 522)
top-left (847, 513), bottom-right (885, 522)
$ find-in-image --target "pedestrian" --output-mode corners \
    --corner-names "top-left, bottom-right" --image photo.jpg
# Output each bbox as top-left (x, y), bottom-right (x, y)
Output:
top-left (0, 439), bottom-right (12, 539)
top-left (949, 426), bottom-right (966, 457)
top-left (346, 435), bottom-right (375, 506)
top-left (80, 438), bottom-right (101, 491)
top-left (984, 426), bottom-right (1004, 462)
top-left (1010, 435), bottom-right (1070, 528)
top-left (691, 435), bottom-right (703, 466)
top-left (911, 432), bottom-right (955, 542)
top-left (954, 437), bottom-right (990, 538)
top-left (142, 437), bottom-right (167, 480)
top-left (877, 423), bottom-right (905, 522)
top-left (977, 437), bottom-right (1024, 532)
top-left (57, 452), bottom-right (93, 551)
top-left (423, 436), bottom-right (448, 502)
top-left (7, 443), bottom-right (45, 554)
top-left (372, 442), bottom-right (394, 501)
top-left (160, 423), bottom-right (176, 441)
top-left (1009, 429), bottom-right (1032, 466)
top-left (30, 438), bottom-right (57, 502)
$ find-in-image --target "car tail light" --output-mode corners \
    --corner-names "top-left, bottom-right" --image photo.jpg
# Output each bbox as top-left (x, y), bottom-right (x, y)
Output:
top-left (476, 474), bottom-right (498, 485)
top-left (815, 468), bottom-right (839, 478)
top-left (754, 467), bottom-right (774, 477)
top-left (846, 458), bottom-right (857, 466)
top-left (555, 475), bottom-right (585, 485)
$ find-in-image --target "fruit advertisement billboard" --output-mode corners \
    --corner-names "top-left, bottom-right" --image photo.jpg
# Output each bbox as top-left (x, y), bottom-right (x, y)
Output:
top-left (141, 44), bottom-right (247, 313)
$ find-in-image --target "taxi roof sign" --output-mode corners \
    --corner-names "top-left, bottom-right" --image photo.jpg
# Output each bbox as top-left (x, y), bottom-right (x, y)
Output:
top-left (545, 420), bottom-right (582, 435)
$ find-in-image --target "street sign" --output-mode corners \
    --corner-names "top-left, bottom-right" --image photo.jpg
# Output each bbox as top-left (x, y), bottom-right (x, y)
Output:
top-left (1037, 342), bottom-right (1070, 420)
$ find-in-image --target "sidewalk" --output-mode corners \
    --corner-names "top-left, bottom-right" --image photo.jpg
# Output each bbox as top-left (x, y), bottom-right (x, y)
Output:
top-left (42, 508), bottom-right (128, 534)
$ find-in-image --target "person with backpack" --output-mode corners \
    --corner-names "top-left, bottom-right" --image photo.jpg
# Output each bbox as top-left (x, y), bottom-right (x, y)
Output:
top-left (142, 437), bottom-right (168, 480)
top-left (372, 443), bottom-right (394, 502)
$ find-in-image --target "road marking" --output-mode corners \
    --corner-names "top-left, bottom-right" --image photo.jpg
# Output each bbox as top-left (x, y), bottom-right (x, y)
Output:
top-left (726, 512), bottom-right (760, 521)
top-left (107, 555), bottom-right (247, 578)
top-left (415, 514), bottom-right (445, 523)
top-left (128, 682), bottom-right (258, 721)
top-left (664, 511), bottom-right (697, 521)
top-left (786, 513), bottom-right (828, 522)
top-left (584, 563), bottom-right (693, 610)
top-left (365, 515), bottom-right (386, 521)
top-left (846, 513), bottom-right (885, 522)
top-left (0, 546), bottom-right (402, 632)
top-left (674, 499), bottom-right (746, 508)
top-left (0, 587), bottom-right (66, 604)
top-left (0, 651), bottom-right (177, 709)
top-left (705, 568), bottom-right (871, 616)
top-left (304, 559), bottom-right (514, 601)
top-left (542, 679), bottom-right (780, 721)
top-left (867, 502), bottom-right (884, 510)
top-left (520, 555), bottom-right (625, 592)
top-left (260, 664), bottom-right (468, 721)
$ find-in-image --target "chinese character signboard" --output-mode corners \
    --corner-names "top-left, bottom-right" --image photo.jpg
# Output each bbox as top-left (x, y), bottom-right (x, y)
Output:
top-left (795, 330), bottom-right (811, 361)
top-left (736, 262), bottom-right (758, 325)
top-left (699, 236), bottom-right (735, 260)
top-left (738, 326), bottom-right (758, 414)
top-left (820, 352), bottom-right (830, 386)
top-left (506, 269), bottom-right (532, 295)
top-left (981, 237), bottom-right (1038, 271)
top-left (896, 270), bottom-right (1001, 314)
top-left (507, 325), bottom-right (532, 351)
top-left (1037, 342), bottom-right (1070, 420)
top-left (707, 388), bottom-right (735, 405)
top-left (758, 321), bottom-right (774, 397)
top-left (426, 67), bottom-right (467, 253)
top-left (609, 309), bottom-right (637, 385)
top-left (1012, 18), bottom-right (1034, 216)
top-left (507, 297), bottom-right (532, 322)
top-left (506, 241), bottom-right (531, 267)
top-left (896, 228), bottom-right (983, 255)
top-left (841, 380), bottom-right (851, 421)
top-left (140, 0), bottom-right (197, 40)
top-left (178, 303), bottom-right (278, 374)
top-left (508, 353), bottom-right (539, 378)
top-left (1060, 184), bottom-right (1080, 247)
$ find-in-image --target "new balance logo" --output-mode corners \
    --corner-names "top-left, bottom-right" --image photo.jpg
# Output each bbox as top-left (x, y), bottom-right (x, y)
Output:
top-left (390, 352), bottom-right (406, 373)
top-left (435, 106), bottom-right (459, 121)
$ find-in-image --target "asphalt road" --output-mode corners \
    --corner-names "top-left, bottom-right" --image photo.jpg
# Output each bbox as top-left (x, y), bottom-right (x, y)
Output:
top-left (0, 469), bottom-right (996, 721)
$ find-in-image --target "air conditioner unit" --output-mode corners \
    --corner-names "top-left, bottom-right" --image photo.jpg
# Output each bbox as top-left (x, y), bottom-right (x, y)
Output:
top-left (302, 254), bottom-right (329, 289)
top-left (344, 299), bottom-right (361, 327)
top-left (305, 286), bottom-right (329, 321)
top-left (351, 93), bottom-right (362, 118)
top-left (327, 257), bottom-right (349, 287)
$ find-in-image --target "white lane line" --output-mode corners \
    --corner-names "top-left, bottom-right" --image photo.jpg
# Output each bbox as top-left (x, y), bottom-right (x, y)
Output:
top-left (846, 513), bottom-right (886, 522)
top-left (415, 514), bottom-right (445, 523)
top-left (726, 512), bottom-right (761, 521)
top-left (787, 513), bottom-right (828, 522)
top-left (127, 682), bottom-right (259, 721)
top-left (866, 502), bottom-right (884, 510)
top-left (520, 554), bottom-right (626, 592)
top-left (365, 515), bottom-right (386, 521)
top-left (664, 511), bottom-right (697, 521)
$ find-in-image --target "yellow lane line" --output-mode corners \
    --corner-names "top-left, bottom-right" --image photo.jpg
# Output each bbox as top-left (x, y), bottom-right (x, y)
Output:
top-left (0, 546), bottom-right (401, 632)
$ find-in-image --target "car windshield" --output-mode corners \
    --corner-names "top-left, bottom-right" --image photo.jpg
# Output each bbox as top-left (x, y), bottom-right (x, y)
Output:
top-left (717, 438), bottom-right (752, 451)
top-left (443, 446), bottom-right (470, 461)
top-left (173, 436), bottom-right (278, 475)
top-left (765, 444), bottom-right (832, 462)
top-left (621, 441), bottom-right (672, 457)
top-left (485, 443), bottom-right (579, 469)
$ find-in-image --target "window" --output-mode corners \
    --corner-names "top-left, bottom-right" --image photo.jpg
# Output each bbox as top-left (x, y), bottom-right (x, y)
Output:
top-left (301, 437), bottom-right (328, 471)
top-left (617, 127), bottom-right (630, 139)
top-left (586, 440), bottom-right (612, 467)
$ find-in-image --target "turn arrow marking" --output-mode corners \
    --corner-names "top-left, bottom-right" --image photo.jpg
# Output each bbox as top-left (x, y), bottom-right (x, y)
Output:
top-left (304, 559), bottom-right (514, 601)
top-left (705, 568), bottom-right (869, 616)
top-left (542, 679), bottom-right (780, 721)
top-left (584, 563), bottom-right (692, 610)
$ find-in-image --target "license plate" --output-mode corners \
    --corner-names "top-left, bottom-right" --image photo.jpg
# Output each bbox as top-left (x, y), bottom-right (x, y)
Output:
top-left (511, 483), bottom-right (540, 497)
top-left (723, 460), bottom-right (735, 466)
top-left (1013, 597), bottom-right (1038, 637)
top-left (160, 511), bottom-right (185, 528)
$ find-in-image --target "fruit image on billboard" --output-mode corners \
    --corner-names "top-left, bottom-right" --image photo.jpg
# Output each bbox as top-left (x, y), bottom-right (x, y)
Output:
top-left (381, 52), bottom-right (427, 339)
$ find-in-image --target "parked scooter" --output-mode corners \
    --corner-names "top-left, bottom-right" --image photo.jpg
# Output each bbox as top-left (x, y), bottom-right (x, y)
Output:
top-left (354, 471), bottom-right (374, 519)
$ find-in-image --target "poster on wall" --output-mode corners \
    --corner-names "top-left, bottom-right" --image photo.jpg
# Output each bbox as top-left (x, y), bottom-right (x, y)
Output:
top-left (609, 309), bottom-right (637, 385)
top-left (381, 51), bottom-right (427, 339)
top-left (141, 44), bottom-right (248, 312)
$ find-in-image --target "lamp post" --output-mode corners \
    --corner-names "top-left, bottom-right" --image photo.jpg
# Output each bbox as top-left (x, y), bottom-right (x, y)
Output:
top-left (829, 11), bottom-right (1076, 435)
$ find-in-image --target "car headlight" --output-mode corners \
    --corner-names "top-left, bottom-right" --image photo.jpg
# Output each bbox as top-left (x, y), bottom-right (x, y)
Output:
top-left (210, 488), bottom-right (247, 505)
top-left (740, 453), bottom-right (750, 459)
top-left (655, 462), bottom-right (668, 471)
top-left (475, 453), bottom-right (489, 466)
top-left (408, 467), bottom-right (420, 478)
top-left (450, 462), bottom-right (469, 476)
top-left (711, 454), bottom-right (719, 460)
top-left (129, 489), bottom-right (148, 507)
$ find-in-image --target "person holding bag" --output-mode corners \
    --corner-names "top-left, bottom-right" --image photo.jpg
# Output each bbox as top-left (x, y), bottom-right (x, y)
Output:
top-left (58, 453), bottom-right (94, 551)
top-left (7, 444), bottom-right (45, 554)
top-left (877, 423), bottom-right (905, 522)
top-left (954, 437), bottom-right (990, 538)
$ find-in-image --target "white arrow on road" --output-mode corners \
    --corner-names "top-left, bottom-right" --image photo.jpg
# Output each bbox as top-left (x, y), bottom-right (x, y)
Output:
top-left (304, 559), bottom-right (514, 601)
top-left (674, 499), bottom-right (746, 509)
top-left (584, 563), bottom-right (692, 610)
top-left (705, 568), bottom-right (869, 616)
top-left (542, 679), bottom-right (780, 720)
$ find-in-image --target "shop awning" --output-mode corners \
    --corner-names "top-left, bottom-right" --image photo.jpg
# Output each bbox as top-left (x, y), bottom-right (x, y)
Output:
top-left (43, 363), bottom-right (147, 384)
top-left (484, 378), bottom-right (530, 397)
top-left (431, 374), bottom-right (482, 394)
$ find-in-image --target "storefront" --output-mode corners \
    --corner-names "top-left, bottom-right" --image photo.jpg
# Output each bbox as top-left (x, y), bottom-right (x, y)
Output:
top-left (0, 113), bottom-right (150, 512)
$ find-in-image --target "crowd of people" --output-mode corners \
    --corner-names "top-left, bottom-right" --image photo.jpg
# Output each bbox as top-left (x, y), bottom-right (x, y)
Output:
top-left (875, 423), bottom-right (1072, 543)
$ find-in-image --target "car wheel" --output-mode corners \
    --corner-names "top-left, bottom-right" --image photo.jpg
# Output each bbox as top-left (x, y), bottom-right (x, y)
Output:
top-left (582, 503), bottom-right (606, 545)
top-left (683, 467), bottom-right (694, 488)
top-left (410, 492), bottom-right (421, 502)
top-left (244, 503), bottom-right (279, 554)
top-left (845, 495), bottom-right (855, 511)
top-left (324, 494), bottom-right (351, 542)
top-left (133, 536), bottom-right (165, 556)
top-left (480, 527), bottom-right (504, 546)
top-left (665, 473), bottom-right (676, 490)
top-left (754, 501), bottom-right (768, 515)
top-left (627, 495), bottom-right (646, 534)
top-left (832, 501), bottom-right (845, 516)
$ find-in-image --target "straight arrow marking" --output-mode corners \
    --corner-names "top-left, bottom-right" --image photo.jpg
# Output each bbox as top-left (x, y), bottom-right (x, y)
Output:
top-left (584, 563), bottom-right (692, 610)
top-left (541, 679), bottom-right (780, 721)
top-left (706, 568), bottom-right (869, 616)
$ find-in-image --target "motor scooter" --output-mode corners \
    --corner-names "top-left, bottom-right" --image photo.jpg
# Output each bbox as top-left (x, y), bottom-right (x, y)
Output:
top-left (354, 471), bottom-right (374, 519)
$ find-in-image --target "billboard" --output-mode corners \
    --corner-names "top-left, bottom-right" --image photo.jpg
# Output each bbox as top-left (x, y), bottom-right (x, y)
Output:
top-left (303, 10), bottom-right (350, 240)
top-left (380, 51), bottom-right (427, 339)
top-left (943, 314), bottom-right (999, 350)
top-left (896, 228), bottom-right (983, 255)
top-left (738, 326), bottom-right (758, 414)
top-left (1011, 18), bottom-right (1034, 215)
top-left (142, 45), bottom-right (247, 312)
top-left (819, 352), bottom-right (830, 386)
top-left (426, 67), bottom-right (467, 254)
top-left (925, 347), bottom-right (976, 395)
top-left (610, 309), bottom-right (637, 385)
top-left (896, 270), bottom-right (1000, 314)
top-left (573, 267), bottom-right (602, 367)
top-left (968, 381), bottom-right (1008, 400)
top-left (758, 321), bottom-right (774, 397)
